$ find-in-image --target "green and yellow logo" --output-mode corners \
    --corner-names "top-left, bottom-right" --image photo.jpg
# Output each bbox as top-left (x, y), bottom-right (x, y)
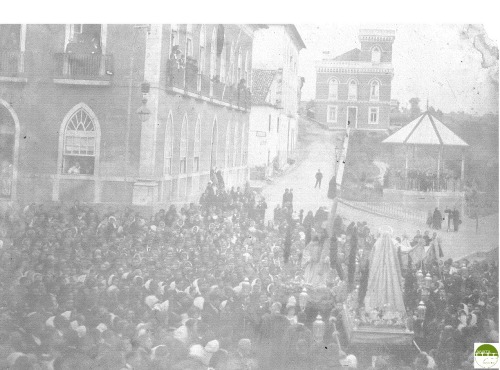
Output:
top-left (474, 343), bottom-right (499, 368)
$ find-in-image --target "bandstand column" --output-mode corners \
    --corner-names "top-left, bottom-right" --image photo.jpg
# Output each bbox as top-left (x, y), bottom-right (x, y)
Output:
top-left (405, 145), bottom-right (409, 190)
top-left (437, 146), bottom-right (442, 192)
top-left (461, 150), bottom-right (465, 190)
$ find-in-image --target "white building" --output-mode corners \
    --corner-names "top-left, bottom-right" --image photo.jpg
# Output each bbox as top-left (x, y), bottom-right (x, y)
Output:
top-left (249, 25), bottom-right (306, 177)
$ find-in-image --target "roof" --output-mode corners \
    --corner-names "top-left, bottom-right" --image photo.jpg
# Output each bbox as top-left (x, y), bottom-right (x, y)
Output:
top-left (333, 48), bottom-right (361, 61)
top-left (285, 25), bottom-right (306, 50)
top-left (251, 69), bottom-right (277, 105)
top-left (383, 111), bottom-right (469, 147)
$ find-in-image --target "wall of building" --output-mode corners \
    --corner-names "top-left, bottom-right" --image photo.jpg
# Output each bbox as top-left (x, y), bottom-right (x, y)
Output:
top-left (0, 24), bottom-right (253, 209)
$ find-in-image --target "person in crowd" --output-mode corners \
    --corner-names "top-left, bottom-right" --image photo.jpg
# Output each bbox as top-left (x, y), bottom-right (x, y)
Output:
top-left (444, 206), bottom-right (453, 232)
top-left (453, 207), bottom-right (461, 232)
top-left (0, 185), bottom-right (496, 370)
top-left (67, 162), bottom-right (81, 175)
top-left (315, 169), bottom-right (323, 189)
top-left (432, 207), bottom-right (442, 230)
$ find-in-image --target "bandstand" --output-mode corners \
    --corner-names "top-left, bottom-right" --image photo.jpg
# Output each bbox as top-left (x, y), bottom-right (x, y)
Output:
top-left (382, 111), bottom-right (469, 211)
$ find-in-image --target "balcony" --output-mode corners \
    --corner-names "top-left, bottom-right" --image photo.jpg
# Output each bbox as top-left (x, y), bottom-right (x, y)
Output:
top-left (166, 57), bottom-right (251, 112)
top-left (0, 51), bottom-right (30, 82)
top-left (166, 59), bottom-right (185, 90)
top-left (53, 53), bottom-right (113, 86)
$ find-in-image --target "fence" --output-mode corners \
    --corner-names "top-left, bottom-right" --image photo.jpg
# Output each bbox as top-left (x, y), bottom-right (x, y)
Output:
top-left (340, 199), bottom-right (428, 225)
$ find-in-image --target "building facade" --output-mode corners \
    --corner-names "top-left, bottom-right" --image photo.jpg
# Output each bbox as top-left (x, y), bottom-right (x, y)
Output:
top-left (315, 29), bottom-right (395, 130)
top-left (0, 24), bottom-right (259, 209)
top-left (249, 25), bottom-right (305, 175)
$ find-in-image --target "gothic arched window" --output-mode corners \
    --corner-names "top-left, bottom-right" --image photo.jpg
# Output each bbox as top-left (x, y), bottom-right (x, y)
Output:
top-left (372, 46), bottom-right (381, 64)
top-left (328, 78), bottom-right (339, 100)
top-left (370, 80), bottom-right (380, 101)
top-left (348, 79), bottom-right (358, 101)
top-left (61, 105), bottom-right (99, 175)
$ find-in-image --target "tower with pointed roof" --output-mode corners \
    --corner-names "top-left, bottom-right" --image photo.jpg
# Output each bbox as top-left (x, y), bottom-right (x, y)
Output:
top-left (315, 29), bottom-right (395, 130)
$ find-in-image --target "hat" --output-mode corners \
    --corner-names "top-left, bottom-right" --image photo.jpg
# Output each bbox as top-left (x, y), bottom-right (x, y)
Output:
top-left (145, 295), bottom-right (159, 309)
top-left (204, 340), bottom-right (219, 353)
top-left (339, 354), bottom-right (357, 368)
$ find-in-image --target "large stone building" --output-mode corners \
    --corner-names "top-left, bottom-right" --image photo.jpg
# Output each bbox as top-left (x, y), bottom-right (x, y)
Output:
top-left (315, 29), bottom-right (395, 130)
top-left (248, 25), bottom-right (305, 177)
top-left (0, 24), bottom-right (261, 209)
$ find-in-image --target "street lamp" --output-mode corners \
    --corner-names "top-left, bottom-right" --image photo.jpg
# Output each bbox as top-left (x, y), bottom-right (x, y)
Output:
top-left (313, 314), bottom-right (326, 342)
top-left (416, 269), bottom-right (424, 288)
top-left (417, 301), bottom-right (427, 320)
top-left (136, 98), bottom-right (151, 123)
top-left (299, 288), bottom-right (309, 312)
top-left (424, 273), bottom-right (432, 289)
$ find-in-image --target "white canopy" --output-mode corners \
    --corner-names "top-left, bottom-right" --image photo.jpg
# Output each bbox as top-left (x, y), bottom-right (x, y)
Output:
top-left (384, 111), bottom-right (469, 147)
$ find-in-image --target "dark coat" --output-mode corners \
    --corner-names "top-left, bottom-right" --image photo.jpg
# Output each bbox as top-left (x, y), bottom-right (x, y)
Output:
top-left (327, 176), bottom-right (337, 199)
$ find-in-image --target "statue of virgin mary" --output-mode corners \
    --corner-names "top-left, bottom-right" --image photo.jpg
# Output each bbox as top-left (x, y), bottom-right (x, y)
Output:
top-left (364, 226), bottom-right (406, 314)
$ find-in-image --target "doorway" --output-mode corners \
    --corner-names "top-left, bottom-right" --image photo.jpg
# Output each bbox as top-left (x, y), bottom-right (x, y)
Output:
top-left (347, 106), bottom-right (358, 129)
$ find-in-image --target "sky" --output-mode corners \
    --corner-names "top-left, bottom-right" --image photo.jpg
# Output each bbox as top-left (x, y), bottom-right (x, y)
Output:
top-left (296, 24), bottom-right (499, 115)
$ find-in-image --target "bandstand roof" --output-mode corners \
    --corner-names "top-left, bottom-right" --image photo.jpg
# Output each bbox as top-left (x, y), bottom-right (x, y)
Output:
top-left (383, 111), bottom-right (469, 147)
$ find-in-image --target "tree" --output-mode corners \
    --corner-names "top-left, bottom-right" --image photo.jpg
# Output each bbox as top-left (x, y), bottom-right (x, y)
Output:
top-left (409, 97), bottom-right (421, 119)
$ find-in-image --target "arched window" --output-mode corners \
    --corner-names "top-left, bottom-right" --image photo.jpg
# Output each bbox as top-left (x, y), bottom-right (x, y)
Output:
top-left (225, 121), bottom-right (231, 168)
top-left (240, 122), bottom-right (246, 165)
top-left (0, 101), bottom-right (18, 199)
top-left (198, 25), bottom-right (206, 93)
top-left (237, 48), bottom-right (242, 84)
top-left (370, 80), bottom-right (380, 101)
top-left (220, 43), bottom-right (226, 83)
top-left (193, 116), bottom-right (201, 172)
top-left (60, 104), bottom-right (99, 175)
top-left (164, 112), bottom-right (174, 175)
top-left (328, 78), bottom-right (339, 100)
top-left (185, 24), bottom-right (193, 57)
top-left (210, 118), bottom-right (218, 168)
top-left (170, 24), bottom-right (179, 54)
top-left (244, 51), bottom-right (250, 89)
top-left (348, 79), bottom-right (358, 101)
top-left (179, 115), bottom-right (188, 174)
top-left (210, 27), bottom-right (217, 79)
top-left (232, 122), bottom-right (239, 167)
top-left (371, 46), bottom-right (381, 64)
top-left (229, 42), bottom-right (235, 85)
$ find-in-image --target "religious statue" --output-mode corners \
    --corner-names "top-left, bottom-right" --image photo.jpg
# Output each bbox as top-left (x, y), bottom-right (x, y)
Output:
top-left (364, 226), bottom-right (406, 315)
top-left (301, 234), bottom-right (330, 287)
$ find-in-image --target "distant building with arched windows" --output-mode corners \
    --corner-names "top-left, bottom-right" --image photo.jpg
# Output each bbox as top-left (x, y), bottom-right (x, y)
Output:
top-left (315, 29), bottom-right (395, 130)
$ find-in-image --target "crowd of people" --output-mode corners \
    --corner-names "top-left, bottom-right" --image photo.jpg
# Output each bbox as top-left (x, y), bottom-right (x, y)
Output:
top-left (0, 178), bottom-right (497, 369)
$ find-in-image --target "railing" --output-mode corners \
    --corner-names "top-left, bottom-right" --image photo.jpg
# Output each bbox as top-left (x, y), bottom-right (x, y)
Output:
top-left (388, 176), bottom-right (464, 193)
top-left (0, 51), bottom-right (29, 77)
top-left (166, 58), bottom-right (251, 111)
top-left (53, 53), bottom-right (113, 81)
top-left (198, 74), bottom-right (211, 97)
top-left (342, 199), bottom-right (427, 225)
top-left (166, 59), bottom-right (185, 89)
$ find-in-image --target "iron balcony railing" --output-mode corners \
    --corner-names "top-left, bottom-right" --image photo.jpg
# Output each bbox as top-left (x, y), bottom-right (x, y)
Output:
top-left (167, 57), bottom-right (251, 111)
top-left (0, 51), bottom-right (30, 77)
top-left (54, 53), bottom-right (113, 80)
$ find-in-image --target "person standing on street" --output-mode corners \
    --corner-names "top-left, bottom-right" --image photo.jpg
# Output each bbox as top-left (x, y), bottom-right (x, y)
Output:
top-left (444, 206), bottom-right (452, 232)
top-left (452, 208), bottom-right (461, 232)
top-left (315, 169), bottom-right (323, 189)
